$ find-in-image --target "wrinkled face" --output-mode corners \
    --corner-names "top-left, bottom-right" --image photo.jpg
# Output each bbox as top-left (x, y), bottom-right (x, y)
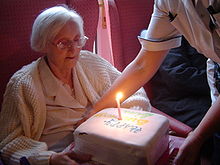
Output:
top-left (46, 20), bottom-right (82, 71)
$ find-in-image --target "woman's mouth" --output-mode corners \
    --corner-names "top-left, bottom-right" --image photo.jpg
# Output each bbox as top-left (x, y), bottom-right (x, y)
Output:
top-left (66, 56), bottom-right (76, 60)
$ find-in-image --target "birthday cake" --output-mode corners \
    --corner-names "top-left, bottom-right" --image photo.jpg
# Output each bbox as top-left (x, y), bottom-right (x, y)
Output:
top-left (73, 108), bottom-right (169, 165)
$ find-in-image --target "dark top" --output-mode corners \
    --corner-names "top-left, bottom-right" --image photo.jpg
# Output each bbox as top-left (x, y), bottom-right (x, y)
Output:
top-left (149, 37), bottom-right (211, 128)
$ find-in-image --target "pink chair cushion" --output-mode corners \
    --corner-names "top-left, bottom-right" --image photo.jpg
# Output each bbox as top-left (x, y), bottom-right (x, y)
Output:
top-left (108, 0), bottom-right (154, 71)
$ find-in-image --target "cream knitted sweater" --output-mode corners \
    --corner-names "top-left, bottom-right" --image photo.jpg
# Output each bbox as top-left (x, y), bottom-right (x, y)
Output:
top-left (0, 50), bottom-right (150, 165)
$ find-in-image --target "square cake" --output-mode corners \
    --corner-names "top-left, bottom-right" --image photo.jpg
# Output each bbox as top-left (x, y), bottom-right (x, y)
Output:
top-left (73, 108), bottom-right (169, 165)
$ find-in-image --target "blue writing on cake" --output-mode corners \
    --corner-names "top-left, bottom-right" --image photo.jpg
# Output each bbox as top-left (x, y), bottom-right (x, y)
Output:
top-left (104, 119), bottom-right (142, 133)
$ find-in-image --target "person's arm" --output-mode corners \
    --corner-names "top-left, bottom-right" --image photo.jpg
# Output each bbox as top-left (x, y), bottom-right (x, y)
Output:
top-left (92, 51), bottom-right (151, 112)
top-left (194, 96), bottom-right (220, 139)
top-left (90, 0), bottom-right (180, 113)
top-left (92, 48), bottom-right (169, 114)
top-left (174, 96), bottom-right (220, 165)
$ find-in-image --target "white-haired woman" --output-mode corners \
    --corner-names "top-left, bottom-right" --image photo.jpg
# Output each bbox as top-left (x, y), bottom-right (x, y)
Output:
top-left (0, 5), bottom-right (151, 165)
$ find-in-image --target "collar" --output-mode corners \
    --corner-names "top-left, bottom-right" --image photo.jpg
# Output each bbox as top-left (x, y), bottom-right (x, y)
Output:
top-left (39, 57), bottom-right (88, 108)
top-left (39, 57), bottom-right (61, 97)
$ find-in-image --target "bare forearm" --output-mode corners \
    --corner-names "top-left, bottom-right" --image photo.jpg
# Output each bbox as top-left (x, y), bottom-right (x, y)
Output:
top-left (93, 49), bottom-right (168, 112)
top-left (193, 96), bottom-right (220, 142)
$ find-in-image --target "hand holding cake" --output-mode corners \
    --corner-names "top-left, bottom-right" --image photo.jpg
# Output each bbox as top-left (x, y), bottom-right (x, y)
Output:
top-left (50, 150), bottom-right (91, 165)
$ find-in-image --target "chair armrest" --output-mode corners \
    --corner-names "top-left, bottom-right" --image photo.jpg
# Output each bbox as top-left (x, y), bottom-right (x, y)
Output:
top-left (151, 106), bottom-right (193, 138)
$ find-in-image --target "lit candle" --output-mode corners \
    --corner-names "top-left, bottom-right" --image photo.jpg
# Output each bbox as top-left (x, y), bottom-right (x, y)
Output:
top-left (116, 92), bottom-right (123, 120)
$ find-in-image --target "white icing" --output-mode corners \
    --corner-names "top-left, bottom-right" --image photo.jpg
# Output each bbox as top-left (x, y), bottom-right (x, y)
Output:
top-left (74, 108), bottom-right (169, 165)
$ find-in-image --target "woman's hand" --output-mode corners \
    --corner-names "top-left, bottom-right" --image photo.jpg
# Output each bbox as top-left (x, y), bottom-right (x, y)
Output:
top-left (50, 151), bottom-right (91, 165)
top-left (74, 107), bottom-right (95, 128)
top-left (75, 117), bottom-right (88, 128)
top-left (173, 132), bottom-right (203, 165)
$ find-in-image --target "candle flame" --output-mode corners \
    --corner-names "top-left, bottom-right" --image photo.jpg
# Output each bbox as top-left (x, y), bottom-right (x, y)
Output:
top-left (116, 92), bottom-right (123, 101)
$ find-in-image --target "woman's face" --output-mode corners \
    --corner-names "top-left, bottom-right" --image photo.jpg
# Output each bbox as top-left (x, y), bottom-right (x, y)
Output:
top-left (46, 20), bottom-right (82, 71)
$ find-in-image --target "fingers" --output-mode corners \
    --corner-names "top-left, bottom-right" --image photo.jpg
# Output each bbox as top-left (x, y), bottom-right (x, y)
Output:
top-left (66, 151), bottom-right (92, 163)
top-left (173, 149), bottom-right (185, 165)
top-left (75, 110), bottom-right (97, 128)
top-left (173, 140), bottom-right (200, 165)
top-left (62, 143), bottom-right (75, 153)
top-left (50, 153), bottom-right (79, 165)
top-left (174, 152), bottom-right (199, 165)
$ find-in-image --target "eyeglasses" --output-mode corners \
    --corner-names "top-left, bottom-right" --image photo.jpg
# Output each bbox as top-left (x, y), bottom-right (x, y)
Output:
top-left (52, 36), bottom-right (88, 50)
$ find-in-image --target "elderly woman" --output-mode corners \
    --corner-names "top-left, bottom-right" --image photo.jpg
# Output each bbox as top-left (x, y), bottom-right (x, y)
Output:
top-left (0, 5), bottom-right (150, 165)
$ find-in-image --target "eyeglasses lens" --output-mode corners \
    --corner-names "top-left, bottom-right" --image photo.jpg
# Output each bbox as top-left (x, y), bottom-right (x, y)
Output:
top-left (56, 36), bottom-right (88, 50)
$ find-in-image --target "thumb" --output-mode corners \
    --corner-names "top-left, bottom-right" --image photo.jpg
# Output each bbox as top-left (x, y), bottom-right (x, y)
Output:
top-left (66, 150), bottom-right (92, 163)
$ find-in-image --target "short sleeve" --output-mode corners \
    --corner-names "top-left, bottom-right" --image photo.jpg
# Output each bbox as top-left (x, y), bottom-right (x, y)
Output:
top-left (138, 0), bottom-right (182, 51)
top-left (207, 58), bottom-right (219, 104)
